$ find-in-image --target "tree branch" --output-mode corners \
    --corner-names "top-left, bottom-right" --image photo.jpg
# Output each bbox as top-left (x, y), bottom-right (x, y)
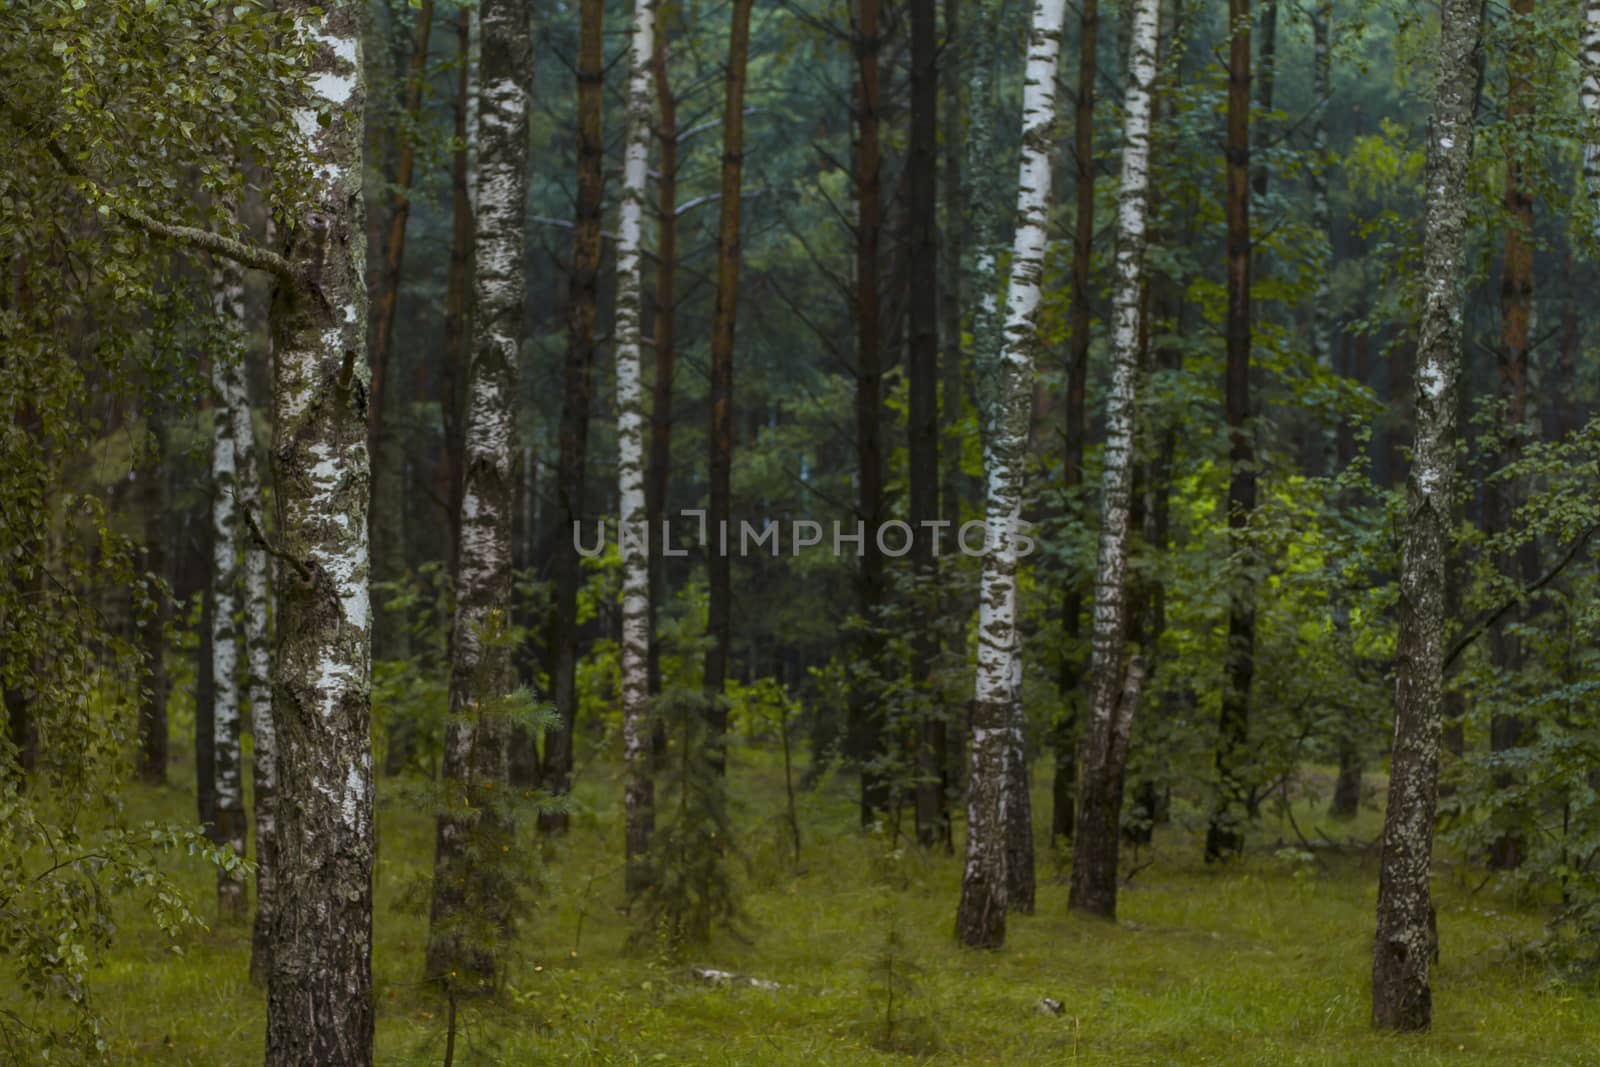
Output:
top-left (1444, 520), bottom-right (1600, 670)
top-left (2, 94), bottom-right (295, 281)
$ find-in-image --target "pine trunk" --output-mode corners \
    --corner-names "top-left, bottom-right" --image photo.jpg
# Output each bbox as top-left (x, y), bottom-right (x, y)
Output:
top-left (1206, 0), bottom-right (1256, 863)
top-left (616, 0), bottom-right (657, 897)
top-left (1370, 0), bottom-right (1481, 1032)
top-left (646, 11), bottom-right (677, 705)
top-left (851, 0), bottom-right (888, 825)
top-left (369, 0), bottom-right (434, 666)
top-left (1067, 0), bottom-right (1161, 921)
top-left (1487, 0), bottom-right (1535, 872)
top-left (703, 0), bottom-right (754, 769)
top-left (542, 0), bottom-right (606, 820)
top-left (264, 3), bottom-right (376, 1061)
top-left (1052, 0), bottom-right (1098, 847)
top-left (909, 0), bottom-right (943, 849)
top-left (955, 0), bottom-right (1065, 947)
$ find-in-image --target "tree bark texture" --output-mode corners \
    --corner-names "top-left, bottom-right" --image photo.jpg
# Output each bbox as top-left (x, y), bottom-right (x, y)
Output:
top-left (616, 0), bottom-right (657, 897)
top-left (956, 0), bottom-right (1065, 947)
top-left (1371, 0), bottom-right (1481, 1032)
top-left (1206, 0), bottom-right (1256, 863)
top-left (1067, 0), bottom-right (1161, 921)
top-left (264, 3), bottom-right (376, 1061)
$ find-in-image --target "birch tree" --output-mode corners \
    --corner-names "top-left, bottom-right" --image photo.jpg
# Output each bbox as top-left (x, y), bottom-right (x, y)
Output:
top-left (265, 1), bottom-right (376, 1060)
top-left (209, 261), bottom-right (247, 922)
top-left (955, 0), bottom-right (1065, 949)
top-left (240, 375), bottom-right (276, 985)
top-left (1066, 0), bottom-right (1161, 922)
top-left (427, 0), bottom-right (531, 985)
top-left (616, 0), bottom-right (656, 897)
top-left (1370, 0), bottom-right (1481, 1031)
top-left (1583, 1), bottom-right (1600, 235)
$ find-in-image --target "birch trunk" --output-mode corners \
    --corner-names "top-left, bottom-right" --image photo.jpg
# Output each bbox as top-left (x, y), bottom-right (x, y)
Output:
top-left (955, 0), bottom-right (1065, 948)
top-left (210, 260), bottom-right (248, 922)
top-left (1067, 0), bottom-right (1161, 921)
top-left (237, 313), bottom-right (276, 984)
top-left (426, 0), bottom-right (530, 986)
top-left (1583, 1), bottom-right (1600, 241)
top-left (264, 1), bottom-right (375, 1061)
top-left (616, 0), bottom-right (656, 897)
top-left (1370, 0), bottom-right (1481, 1031)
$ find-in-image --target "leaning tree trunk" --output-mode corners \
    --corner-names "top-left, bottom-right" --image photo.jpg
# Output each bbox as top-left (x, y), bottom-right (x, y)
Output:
top-left (426, 0), bottom-right (530, 985)
top-left (1205, 0), bottom-right (1256, 863)
top-left (703, 0), bottom-right (754, 769)
top-left (1052, 0), bottom-right (1096, 846)
top-left (1370, 0), bottom-right (1481, 1033)
top-left (1067, 0), bottom-right (1161, 922)
top-left (909, 0), bottom-right (943, 849)
top-left (541, 0), bottom-right (605, 818)
top-left (210, 260), bottom-right (248, 922)
top-left (616, 0), bottom-right (657, 898)
top-left (955, 0), bottom-right (1065, 948)
top-left (850, 0), bottom-right (888, 825)
top-left (264, 3), bottom-right (376, 1062)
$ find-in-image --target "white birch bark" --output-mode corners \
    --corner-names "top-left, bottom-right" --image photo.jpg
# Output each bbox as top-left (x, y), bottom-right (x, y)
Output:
top-left (210, 260), bottom-right (248, 921)
top-left (956, 0), bottom-right (1066, 948)
top-left (425, 0), bottom-right (530, 987)
top-left (1371, 0), bottom-right (1481, 1032)
top-left (1582, 0), bottom-right (1600, 243)
top-left (265, 1), bottom-right (375, 1060)
top-left (616, 0), bottom-right (656, 896)
top-left (1066, 0), bottom-right (1161, 921)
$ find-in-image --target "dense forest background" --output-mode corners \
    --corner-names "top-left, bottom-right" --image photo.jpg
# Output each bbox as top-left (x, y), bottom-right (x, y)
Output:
top-left (7, 0), bottom-right (1600, 1060)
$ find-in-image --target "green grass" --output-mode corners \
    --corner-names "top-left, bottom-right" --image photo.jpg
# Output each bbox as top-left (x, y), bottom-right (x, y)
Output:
top-left (52, 752), bottom-right (1600, 1065)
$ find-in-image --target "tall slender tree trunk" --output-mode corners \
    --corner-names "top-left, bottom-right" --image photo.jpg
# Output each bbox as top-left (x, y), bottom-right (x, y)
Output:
top-left (137, 419), bottom-right (169, 786)
top-left (934, 0), bottom-right (963, 854)
top-left (427, 0), bottom-right (530, 983)
top-left (210, 261), bottom-right (248, 921)
top-left (368, 0), bottom-right (434, 666)
top-left (1370, 0), bottom-right (1481, 1032)
top-left (196, 522), bottom-right (217, 838)
top-left (1052, 0), bottom-right (1098, 846)
top-left (264, 3), bottom-right (375, 1062)
top-left (1486, 0), bottom-right (1535, 872)
top-left (1066, 0), bottom-right (1161, 921)
top-left (909, 0), bottom-right (943, 849)
top-left (241, 411), bottom-right (276, 980)
top-left (955, 0), bottom-right (1066, 948)
top-left (850, 0), bottom-right (888, 825)
top-left (1583, 1), bottom-right (1600, 245)
top-left (647, 10), bottom-right (678, 704)
top-left (616, 0), bottom-right (657, 897)
top-left (703, 0), bottom-right (754, 770)
top-left (542, 0), bottom-right (606, 821)
top-left (1205, 0), bottom-right (1256, 863)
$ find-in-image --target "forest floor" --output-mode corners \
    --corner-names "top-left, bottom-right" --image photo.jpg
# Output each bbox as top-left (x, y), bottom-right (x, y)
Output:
top-left (71, 748), bottom-right (1600, 1065)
